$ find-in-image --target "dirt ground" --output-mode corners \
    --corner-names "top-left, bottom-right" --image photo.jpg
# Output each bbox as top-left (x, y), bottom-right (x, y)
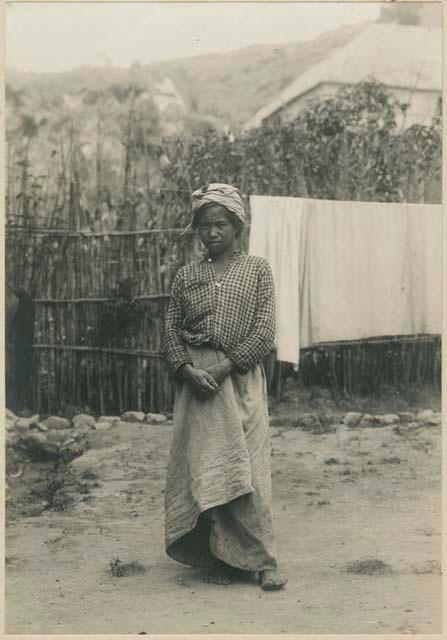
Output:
top-left (5, 390), bottom-right (442, 634)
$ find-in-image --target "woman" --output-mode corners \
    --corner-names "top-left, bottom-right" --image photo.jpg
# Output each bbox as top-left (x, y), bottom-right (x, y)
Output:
top-left (164, 183), bottom-right (286, 590)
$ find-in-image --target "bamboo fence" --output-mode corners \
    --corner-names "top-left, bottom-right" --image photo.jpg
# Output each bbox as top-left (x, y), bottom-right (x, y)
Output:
top-left (6, 224), bottom-right (201, 414)
top-left (5, 218), bottom-right (441, 416)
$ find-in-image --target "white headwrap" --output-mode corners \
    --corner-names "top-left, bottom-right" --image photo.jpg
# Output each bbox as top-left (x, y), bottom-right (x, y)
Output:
top-left (190, 183), bottom-right (246, 228)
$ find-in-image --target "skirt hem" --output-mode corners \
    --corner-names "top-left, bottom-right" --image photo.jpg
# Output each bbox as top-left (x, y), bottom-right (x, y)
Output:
top-left (165, 485), bottom-right (254, 558)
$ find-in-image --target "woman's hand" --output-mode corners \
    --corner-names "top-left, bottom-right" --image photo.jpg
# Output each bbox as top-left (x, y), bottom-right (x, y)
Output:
top-left (181, 364), bottom-right (219, 399)
top-left (205, 358), bottom-right (234, 385)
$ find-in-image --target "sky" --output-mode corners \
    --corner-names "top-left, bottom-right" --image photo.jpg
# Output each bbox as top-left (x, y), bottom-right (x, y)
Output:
top-left (6, 2), bottom-right (380, 73)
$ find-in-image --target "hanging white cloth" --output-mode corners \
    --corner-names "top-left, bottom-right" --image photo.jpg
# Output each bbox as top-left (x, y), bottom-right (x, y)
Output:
top-left (300, 199), bottom-right (442, 347)
top-left (249, 196), bottom-right (307, 365)
top-left (249, 195), bottom-right (442, 366)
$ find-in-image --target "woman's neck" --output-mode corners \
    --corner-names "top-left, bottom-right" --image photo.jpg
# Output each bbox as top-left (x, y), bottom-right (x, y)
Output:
top-left (209, 245), bottom-right (237, 265)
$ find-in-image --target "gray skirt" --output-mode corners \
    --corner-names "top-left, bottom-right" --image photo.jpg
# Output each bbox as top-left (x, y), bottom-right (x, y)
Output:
top-left (164, 345), bottom-right (278, 571)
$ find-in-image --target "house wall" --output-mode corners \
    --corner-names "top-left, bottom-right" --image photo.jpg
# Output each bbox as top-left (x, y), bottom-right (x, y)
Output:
top-left (269, 82), bottom-right (441, 129)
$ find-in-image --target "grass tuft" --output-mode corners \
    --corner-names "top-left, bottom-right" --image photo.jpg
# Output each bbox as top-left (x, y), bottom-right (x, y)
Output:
top-left (109, 558), bottom-right (147, 578)
top-left (344, 558), bottom-right (395, 576)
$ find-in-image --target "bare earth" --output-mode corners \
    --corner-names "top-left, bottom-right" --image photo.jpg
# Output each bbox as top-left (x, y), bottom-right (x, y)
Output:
top-left (6, 413), bottom-right (441, 634)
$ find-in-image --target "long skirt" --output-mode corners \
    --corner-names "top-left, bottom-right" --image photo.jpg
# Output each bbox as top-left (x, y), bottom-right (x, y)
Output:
top-left (164, 345), bottom-right (278, 572)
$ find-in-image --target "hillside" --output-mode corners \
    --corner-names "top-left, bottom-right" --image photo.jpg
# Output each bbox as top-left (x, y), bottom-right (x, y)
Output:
top-left (6, 21), bottom-right (369, 130)
top-left (6, 1), bottom-right (441, 132)
top-left (149, 21), bottom-right (370, 127)
top-left (6, 6), bottom-right (440, 216)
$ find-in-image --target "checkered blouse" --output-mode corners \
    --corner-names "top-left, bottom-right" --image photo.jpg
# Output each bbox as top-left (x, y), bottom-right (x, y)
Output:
top-left (163, 251), bottom-right (276, 374)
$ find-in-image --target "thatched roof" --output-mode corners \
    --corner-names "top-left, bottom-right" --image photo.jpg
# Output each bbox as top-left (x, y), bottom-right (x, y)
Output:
top-left (246, 24), bottom-right (442, 129)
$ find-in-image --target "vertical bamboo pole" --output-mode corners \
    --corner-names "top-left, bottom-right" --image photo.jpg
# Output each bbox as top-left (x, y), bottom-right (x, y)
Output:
top-left (98, 352), bottom-right (105, 416)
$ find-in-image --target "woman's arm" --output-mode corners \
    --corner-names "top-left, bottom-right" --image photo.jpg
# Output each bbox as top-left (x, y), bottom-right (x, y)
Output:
top-left (163, 269), bottom-right (194, 375)
top-left (226, 260), bottom-right (276, 373)
top-left (164, 269), bottom-right (219, 395)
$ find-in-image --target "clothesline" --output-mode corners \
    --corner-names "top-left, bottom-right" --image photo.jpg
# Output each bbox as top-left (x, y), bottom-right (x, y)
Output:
top-left (5, 225), bottom-right (194, 237)
top-left (302, 334), bottom-right (440, 349)
top-left (6, 223), bottom-right (253, 237)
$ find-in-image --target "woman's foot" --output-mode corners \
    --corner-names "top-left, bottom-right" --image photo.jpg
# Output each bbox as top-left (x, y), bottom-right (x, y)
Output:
top-left (203, 560), bottom-right (233, 585)
top-left (259, 568), bottom-right (288, 590)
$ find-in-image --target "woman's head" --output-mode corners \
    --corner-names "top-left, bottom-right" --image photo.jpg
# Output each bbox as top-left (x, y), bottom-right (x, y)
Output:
top-left (190, 183), bottom-right (245, 256)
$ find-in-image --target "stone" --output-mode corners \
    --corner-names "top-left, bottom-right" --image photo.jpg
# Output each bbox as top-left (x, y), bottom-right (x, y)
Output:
top-left (5, 409), bottom-right (18, 423)
top-left (98, 415), bottom-right (120, 423)
top-left (17, 432), bottom-right (51, 459)
top-left (73, 413), bottom-right (96, 430)
top-left (269, 427), bottom-right (281, 438)
top-left (94, 421), bottom-right (113, 431)
top-left (416, 409), bottom-right (434, 424)
top-left (296, 413), bottom-right (321, 430)
top-left (270, 415), bottom-right (295, 428)
top-left (374, 414), bottom-right (400, 426)
top-left (320, 413), bottom-right (340, 428)
top-left (145, 413), bottom-right (168, 424)
top-left (59, 440), bottom-right (87, 462)
top-left (63, 441), bottom-right (86, 460)
top-left (295, 413), bottom-right (335, 434)
top-left (427, 413), bottom-right (442, 426)
top-left (44, 430), bottom-right (86, 461)
top-left (6, 430), bottom-right (19, 446)
top-left (6, 417), bottom-right (18, 430)
top-left (61, 437), bottom-right (77, 447)
top-left (121, 411), bottom-right (146, 423)
top-left (15, 415), bottom-right (40, 430)
top-left (343, 412), bottom-right (362, 427)
top-left (359, 413), bottom-right (374, 428)
top-left (15, 420), bottom-right (29, 432)
top-left (47, 430), bottom-right (74, 446)
top-left (398, 412), bottom-right (415, 423)
top-left (44, 416), bottom-right (71, 430)
top-left (34, 422), bottom-right (48, 432)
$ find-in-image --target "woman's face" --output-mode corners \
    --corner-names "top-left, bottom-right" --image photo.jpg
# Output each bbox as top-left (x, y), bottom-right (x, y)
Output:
top-left (196, 205), bottom-right (238, 257)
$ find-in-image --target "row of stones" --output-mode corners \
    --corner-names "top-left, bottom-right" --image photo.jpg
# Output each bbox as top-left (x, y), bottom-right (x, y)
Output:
top-left (6, 407), bottom-right (441, 435)
top-left (6, 410), bottom-right (167, 465)
top-left (294, 409), bottom-right (441, 430)
top-left (5, 409), bottom-right (170, 433)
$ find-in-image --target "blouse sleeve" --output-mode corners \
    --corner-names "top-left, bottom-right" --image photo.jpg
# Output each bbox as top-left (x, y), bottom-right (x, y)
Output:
top-left (227, 259), bottom-right (276, 373)
top-left (163, 268), bottom-right (194, 375)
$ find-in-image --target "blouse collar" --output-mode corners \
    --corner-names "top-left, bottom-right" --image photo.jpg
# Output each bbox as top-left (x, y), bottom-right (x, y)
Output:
top-left (202, 249), bottom-right (245, 263)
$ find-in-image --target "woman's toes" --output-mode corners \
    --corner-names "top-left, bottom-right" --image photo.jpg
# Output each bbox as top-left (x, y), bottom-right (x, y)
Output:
top-left (259, 569), bottom-right (288, 590)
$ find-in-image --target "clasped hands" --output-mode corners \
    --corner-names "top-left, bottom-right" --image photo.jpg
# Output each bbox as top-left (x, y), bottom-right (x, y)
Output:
top-left (180, 358), bottom-right (234, 399)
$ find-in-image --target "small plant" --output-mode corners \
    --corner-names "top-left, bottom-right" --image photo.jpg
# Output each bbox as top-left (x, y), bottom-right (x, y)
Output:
top-left (344, 558), bottom-right (395, 576)
top-left (109, 557), bottom-right (147, 578)
top-left (381, 456), bottom-right (401, 464)
top-left (412, 560), bottom-right (441, 575)
top-left (43, 468), bottom-right (74, 512)
top-left (99, 278), bottom-right (148, 344)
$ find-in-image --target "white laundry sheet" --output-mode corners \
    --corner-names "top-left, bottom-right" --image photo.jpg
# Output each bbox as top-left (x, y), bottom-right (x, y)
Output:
top-left (249, 196), bottom-right (441, 366)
